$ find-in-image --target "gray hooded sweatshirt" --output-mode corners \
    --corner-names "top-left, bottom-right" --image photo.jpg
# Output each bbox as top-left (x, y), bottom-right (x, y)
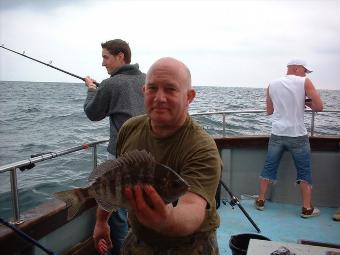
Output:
top-left (84, 63), bottom-right (145, 155)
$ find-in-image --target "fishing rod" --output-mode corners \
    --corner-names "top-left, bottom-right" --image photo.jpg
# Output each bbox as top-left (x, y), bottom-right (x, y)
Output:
top-left (220, 180), bottom-right (261, 233)
top-left (0, 217), bottom-right (57, 255)
top-left (0, 44), bottom-right (99, 86)
top-left (0, 139), bottom-right (109, 173)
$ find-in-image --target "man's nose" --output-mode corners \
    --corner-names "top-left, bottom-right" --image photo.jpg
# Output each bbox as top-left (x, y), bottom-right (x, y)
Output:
top-left (154, 89), bottom-right (166, 102)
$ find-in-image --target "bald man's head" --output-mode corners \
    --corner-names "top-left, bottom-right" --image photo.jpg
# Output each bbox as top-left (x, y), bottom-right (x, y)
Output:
top-left (143, 57), bottom-right (196, 137)
top-left (146, 57), bottom-right (192, 89)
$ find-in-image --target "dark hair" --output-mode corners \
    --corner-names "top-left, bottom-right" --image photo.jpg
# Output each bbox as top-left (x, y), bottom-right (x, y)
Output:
top-left (101, 39), bottom-right (131, 64)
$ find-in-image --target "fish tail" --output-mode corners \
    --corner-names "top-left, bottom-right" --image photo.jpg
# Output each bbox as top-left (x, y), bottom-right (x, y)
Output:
top-left (53, 187), bottom-right (90, 220)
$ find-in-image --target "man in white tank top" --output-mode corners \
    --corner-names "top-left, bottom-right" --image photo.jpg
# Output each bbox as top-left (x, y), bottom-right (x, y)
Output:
top-left (255, 59), bottom-right (323, 218)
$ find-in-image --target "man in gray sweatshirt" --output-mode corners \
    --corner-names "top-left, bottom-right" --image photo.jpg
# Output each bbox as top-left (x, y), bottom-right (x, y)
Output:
top-left (84, 39), bottom-right (145, 255)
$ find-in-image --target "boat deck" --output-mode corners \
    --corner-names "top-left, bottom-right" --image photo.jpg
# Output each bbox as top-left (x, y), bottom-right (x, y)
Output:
top-left (217, 198), bottom-right (340, 254)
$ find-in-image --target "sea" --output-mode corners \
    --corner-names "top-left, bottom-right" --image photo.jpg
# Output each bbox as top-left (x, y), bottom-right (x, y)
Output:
top-left (0, 81), bottom-right (339, 220)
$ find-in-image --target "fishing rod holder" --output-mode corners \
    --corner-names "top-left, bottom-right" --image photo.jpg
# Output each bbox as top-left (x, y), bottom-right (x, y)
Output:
top-left (222, 195), bottom-right (239, 209)
top-left (0, 140), bottom-right (108, 224)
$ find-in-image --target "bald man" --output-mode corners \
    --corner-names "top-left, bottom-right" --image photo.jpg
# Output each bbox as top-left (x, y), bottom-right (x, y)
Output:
top-left (93, 57), bottom-right (221, 254)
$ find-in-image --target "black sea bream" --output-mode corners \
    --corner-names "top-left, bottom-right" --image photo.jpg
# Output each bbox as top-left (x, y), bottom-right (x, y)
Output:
top-left (54, 150), bottom-right (189, 219)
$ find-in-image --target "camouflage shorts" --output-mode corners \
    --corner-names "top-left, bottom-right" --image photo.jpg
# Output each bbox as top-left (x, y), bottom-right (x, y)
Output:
top-left (120, 230), bottom-right (219, 255)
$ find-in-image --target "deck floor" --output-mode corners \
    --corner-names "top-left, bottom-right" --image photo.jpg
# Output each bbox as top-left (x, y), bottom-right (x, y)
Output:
top-left (217, 199), bottom-right (340, 255)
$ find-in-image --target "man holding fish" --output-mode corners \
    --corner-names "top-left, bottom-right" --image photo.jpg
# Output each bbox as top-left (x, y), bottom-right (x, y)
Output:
top-left (93, 57), bottom-right (222, 254)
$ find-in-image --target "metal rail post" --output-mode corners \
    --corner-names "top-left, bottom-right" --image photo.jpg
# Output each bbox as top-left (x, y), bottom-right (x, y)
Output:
top-left (222, 113), bottom-right (226, 137)
top-left (311, 111), bottom-right (315, 136)
top-left (9, 168), bottom-right (23, 224)
top-left (92, 144), bottom-right (98, 170)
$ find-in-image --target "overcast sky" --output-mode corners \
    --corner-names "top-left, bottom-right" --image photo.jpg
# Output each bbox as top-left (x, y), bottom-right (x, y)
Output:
top-left (0, 0), bottom-right (339, 89)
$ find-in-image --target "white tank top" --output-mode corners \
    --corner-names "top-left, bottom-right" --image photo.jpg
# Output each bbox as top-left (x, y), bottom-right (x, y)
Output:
top-left (269, 75), bottom-right (307, 137)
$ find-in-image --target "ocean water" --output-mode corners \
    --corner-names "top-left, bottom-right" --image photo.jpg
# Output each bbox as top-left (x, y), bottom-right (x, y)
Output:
top-left (0, 81), bottom-right (339, 220)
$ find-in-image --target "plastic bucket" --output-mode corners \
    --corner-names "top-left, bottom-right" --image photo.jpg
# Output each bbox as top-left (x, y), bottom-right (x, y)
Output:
top-left (229, 233), bottom-right (270, 255)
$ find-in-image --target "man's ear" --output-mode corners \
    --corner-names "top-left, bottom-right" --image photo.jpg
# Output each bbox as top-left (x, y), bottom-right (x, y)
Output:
top-left (187, 89), bottom-right (196, 104)
top-left (117, 52), bottom-right (125, 62)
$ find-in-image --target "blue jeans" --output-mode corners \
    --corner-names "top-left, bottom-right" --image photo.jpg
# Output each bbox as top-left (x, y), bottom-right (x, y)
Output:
top-left (108, 208), bottom-right (128, 255)
top-left (260, 134), bottom-right (312, 185)
top-left (107, 153), bottom-right (129, 255)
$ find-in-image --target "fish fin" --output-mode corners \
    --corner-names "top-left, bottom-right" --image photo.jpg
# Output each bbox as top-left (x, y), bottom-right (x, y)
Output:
top-left (88, 150), bottom-right (155, 182)
top-left (95, 197), bottom-right (117, 212)
top-left (88, 160), bottom-right (118, 182)
top-left (53, 187), bottom-right (89, 220)
top-left (88, 169), bottom-right (97, 182)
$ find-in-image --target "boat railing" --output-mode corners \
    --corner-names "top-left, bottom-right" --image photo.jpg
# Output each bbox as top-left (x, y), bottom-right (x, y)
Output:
top-left (0, 139), bottom-right (109, 224)
top-left (1, 109), bottom-right (339, 223)
top-left (190, 109), bottom-right (340, 136)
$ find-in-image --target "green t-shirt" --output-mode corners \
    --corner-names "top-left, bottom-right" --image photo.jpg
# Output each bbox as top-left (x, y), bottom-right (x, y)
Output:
top-left (116, 114), bottom-right (221, 247)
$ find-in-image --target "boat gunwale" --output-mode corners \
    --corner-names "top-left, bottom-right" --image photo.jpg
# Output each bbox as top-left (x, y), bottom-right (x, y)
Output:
top-left (214, 135), bottom-right (340, 151)
top-left (0, 198), bottom-right (96, 254)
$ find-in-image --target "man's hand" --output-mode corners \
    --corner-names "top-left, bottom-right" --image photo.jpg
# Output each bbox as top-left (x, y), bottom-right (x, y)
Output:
top-left (124, 184), bottom-right (173, 232)
top-left (93, 220), bottom-right (112, 255)
top-left (85, 76), bottom-right (97, 91)
top-left (124, 184), bottom-right (207, 236)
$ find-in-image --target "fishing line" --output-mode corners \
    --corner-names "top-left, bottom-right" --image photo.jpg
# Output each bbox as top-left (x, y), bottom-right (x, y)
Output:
top-left (0, 217), bottom-right (57, 255)
top-left (1, 44), bottom-right (99, 86)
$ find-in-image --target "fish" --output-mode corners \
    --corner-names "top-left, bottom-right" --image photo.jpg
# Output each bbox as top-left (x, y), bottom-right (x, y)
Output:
top-left (53, 149), bottom-right (189, 220)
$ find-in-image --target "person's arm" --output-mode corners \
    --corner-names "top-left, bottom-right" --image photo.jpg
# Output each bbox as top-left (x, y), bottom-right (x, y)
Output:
top-left (304, 78), bottom-right (323, 112)
top-left (83, 78), bottom-right (111, 121)
top-left (162, 191), bottom-right (206, 235)
top-left (124, 185), bottom-right (206, 236)
top-left (266, 86), bottom-right (274, 115)
top-left (93, 208), bottom-right (112, 254)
